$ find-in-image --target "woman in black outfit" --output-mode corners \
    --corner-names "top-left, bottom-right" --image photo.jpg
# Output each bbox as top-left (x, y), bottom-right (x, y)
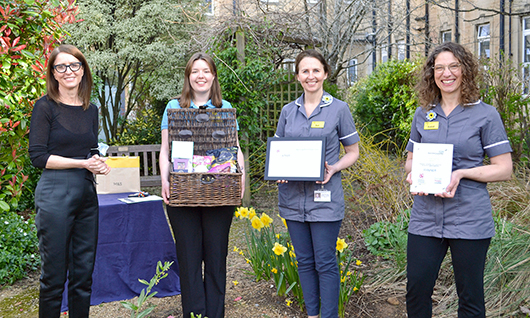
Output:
top-left (29, 44), bottom-right (110, 318)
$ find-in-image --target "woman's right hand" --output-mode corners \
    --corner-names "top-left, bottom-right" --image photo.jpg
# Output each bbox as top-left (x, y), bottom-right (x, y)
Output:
top-left (161, 179), bottom-right (170, 205)
top-left (86, 155), bottom-right (111, 175)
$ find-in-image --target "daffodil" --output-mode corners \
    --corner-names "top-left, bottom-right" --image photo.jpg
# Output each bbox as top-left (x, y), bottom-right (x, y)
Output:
top-left (251, 216), bottom-right (264, 231)
top-left (245, 258), bottom-right (251, 264)
top-left (260, 213), bottom-right (273, 227)
top-left (341, 276), bottom-right (346, 283)
top-left (235, 209), bottom-right (240, 218)
top-left (289, 250), bottom-right (296, 258)
top-left (239, 207), bottom-right (249, 219)
top-left (336, 237), bottom-right (348, 253)
top-left (248, 207), bottom-right (256, 220)
top-left (347, 271), bottom-right (352, 276)
top-left (272, 242), bottom-right (288, 256)
top-left (233, 246), bottom-right (239, 252)
top-left (276, 234), bottom-right (281, 239)
top-left (233, 280), bottom-right (238, 286)
top-left (286, 299), bottom-right (292, 306)
top-left (271, 268), bottom-right (278, 274)
top-left (354, 286), bottom-right (359, 292)
top-left (356, 259), bottom-right (362, 266)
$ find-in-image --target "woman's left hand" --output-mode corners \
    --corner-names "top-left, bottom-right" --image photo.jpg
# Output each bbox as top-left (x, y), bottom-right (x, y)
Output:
top-left (316, 161), bottom-right (337, 185)
top-left (435, 170), bottom-right (462, 198)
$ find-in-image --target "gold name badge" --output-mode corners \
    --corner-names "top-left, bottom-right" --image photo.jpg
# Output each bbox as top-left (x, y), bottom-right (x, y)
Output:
top-left (424, 122), bottom-right (439, 130)
top-left (311, 121), bottom-right (325, 128)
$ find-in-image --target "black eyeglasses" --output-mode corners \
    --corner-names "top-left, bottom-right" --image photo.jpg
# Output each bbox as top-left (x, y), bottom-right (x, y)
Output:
top-left (53, 62), bottom-right (83, 73)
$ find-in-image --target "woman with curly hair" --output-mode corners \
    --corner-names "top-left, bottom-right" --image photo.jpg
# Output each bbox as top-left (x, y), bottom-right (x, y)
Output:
top-left (404, 42), bottom-right (513, 317)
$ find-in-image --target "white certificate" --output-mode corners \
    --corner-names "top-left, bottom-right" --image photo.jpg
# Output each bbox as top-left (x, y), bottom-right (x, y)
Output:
top-left (410, 143), bottom-right (453, 194)
top-left (264, 137), bottom-right (325, 181)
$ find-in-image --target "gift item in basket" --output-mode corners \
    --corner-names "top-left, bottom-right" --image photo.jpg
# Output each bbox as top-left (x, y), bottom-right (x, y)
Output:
top-left (206, 146), bottom-right (238, 173)
top-left (168, 108), bottom-right (241, 207)
top-left (192, 155), bottom-right (214, 172)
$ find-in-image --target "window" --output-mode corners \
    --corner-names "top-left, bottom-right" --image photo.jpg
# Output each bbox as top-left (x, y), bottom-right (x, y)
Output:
top-left (523, 17), bottom-right (530, 95)
top-left (477, 24), bottom-right (490, 58)
top-left (203, 0), bottom-right (214, 15)
top-left (397, 41), bottom-right (406, 60)
top-left (347, 59), bottom-right (358, 86)
top-left (381, 48), bottom-right (388, 63)
top-left (441, 30), bottom-right (452, 43)
top-left (281, 59), bottom-right (295, 73)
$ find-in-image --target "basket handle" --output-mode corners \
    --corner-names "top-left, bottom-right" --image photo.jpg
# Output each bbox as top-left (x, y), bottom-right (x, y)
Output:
top-left (212, 130), bottom-right (226, 139)
top-left (196, 114), bottom-right (210, 122)
top-left (201, 174), bottom-right (216, 184)
top-left (178, 130), bottom-right (193, 138)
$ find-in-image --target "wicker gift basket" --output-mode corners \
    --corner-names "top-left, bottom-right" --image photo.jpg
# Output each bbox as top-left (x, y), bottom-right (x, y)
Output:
top-left (167, 108), bottom-right (242, 207)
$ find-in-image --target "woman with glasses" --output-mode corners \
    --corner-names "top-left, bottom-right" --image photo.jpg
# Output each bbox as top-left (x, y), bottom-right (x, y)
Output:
top-left (29, 44), bottom-right (110, 318)
top-left (159, 52), bottom-right (245, 318)
top-left (405, 42), bottom-right (512, 317)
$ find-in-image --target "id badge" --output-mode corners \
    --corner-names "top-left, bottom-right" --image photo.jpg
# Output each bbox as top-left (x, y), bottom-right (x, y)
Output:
top-left (314, 189), bottom-right (331, 202)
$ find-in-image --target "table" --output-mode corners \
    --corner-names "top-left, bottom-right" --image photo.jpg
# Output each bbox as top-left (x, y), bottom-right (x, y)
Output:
top-left (61, 193), bottom-right (180, 311)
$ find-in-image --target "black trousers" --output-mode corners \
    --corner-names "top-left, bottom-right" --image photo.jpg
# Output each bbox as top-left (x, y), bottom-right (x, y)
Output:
top-left (35, 169), bottom-right (99, 318)
top-left (167, 205), bottom-right (234, 318)
top-left (406, 233), bottom-right (491, 318)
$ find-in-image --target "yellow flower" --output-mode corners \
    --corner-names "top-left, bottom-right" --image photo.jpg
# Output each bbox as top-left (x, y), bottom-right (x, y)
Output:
top-left (353, 287), bottom-right (359, 292)
top-left (347, 271), bottom-right (352, 276)
top-left (271, 268), bottom-right (278, 274)
top-left (235, 209), bottom-right (240, 218)
top-left (233, 246), bottom-right (239, 252)
top-left (272, 242), bottom-right (288, 256)
top-left (239, 207), bottom-right (249, 219)
top-left (277, 214), bottom-right (287, 229)
top-left (276, 234), bottom-right (281, 239)
top-left (233, 280), bottom-right (238, 286)
top-left (245, 258), bottom-right (251, 264)
top-left (336, 237), bottom-right (348, 253)
top-left (289, 250), bottom-right (296, 258)
top-left (239, 251), bottom-right (244, 255)
top-left (248, 207), bottom-right (256, 220)
top-left (251, 216), bottom-right (264, 231)
top-left (286, 299), bottom-right (292, 306)
top-left (341, 276), bottom-right (346, 283)
top-left (260, 213), bottom-right (273, 227)
top-left (356, 259), bottom-right (362, 266)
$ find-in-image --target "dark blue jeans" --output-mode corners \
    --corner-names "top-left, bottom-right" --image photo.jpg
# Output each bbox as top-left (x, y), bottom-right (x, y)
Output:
top-left (286, 220), bottom-right (342, 318)
top-left (406, 233), bottom-right (491, 318)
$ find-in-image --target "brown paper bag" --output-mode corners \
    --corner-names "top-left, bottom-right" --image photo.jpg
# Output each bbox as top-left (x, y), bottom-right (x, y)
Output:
top-left (96, 156), bottom-right (141, 194)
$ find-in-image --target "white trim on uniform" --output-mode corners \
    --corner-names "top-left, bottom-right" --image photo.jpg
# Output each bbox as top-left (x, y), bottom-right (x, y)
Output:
top-left (339, 131), bottom-right (358, 140)
top-left (483, 140), bottom-right (509, 149)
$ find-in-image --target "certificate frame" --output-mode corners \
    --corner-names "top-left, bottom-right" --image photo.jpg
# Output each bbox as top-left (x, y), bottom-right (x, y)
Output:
top-left (264, 137), bottom-right (326, 181)
top-left (410, 142), bottom-right (454, 194)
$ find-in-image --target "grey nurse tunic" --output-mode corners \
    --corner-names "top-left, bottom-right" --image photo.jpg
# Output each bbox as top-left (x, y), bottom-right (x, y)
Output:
top-left (274, 92), bottom-right (360, 222)
top-left (406, 101), bottom-right (512, 239)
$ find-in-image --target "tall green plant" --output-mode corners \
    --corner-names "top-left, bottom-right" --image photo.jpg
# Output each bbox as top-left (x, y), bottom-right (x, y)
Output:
top-left (347, 59), bottom-right (420, 151)
top-left (0, 0), bottom-right (79, 211)
top-left (479, 56), bottom-right (530, 163)
top-left (121, 261), bottom-right (173, 318)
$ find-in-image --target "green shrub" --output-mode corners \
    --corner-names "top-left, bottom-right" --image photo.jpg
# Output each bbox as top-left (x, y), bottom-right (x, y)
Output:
top-left (0, 211), bottom-right (40, 285)
top-left (118, 107), bottom-right (162, 146)
top-left (347, 59), bottom-right (421, 151)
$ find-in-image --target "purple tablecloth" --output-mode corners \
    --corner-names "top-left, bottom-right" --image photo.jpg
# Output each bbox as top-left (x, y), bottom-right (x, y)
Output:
top-left (61, 193), bottom-right (180, 311)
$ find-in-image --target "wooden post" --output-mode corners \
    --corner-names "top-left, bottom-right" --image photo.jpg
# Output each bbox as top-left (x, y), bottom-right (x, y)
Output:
top-left (236, 28), bottom-right (251, 207)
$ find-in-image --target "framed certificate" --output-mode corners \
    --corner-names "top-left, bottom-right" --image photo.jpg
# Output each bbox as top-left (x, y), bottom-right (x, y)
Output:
top-left (264, 137), bottom-right (326, 181)
top-left (410, 143), bottom-right (454, 194)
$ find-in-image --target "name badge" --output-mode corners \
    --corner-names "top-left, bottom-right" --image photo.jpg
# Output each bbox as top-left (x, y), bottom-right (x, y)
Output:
top-left (311, 121), bottom-right (325, 128)
top-left (424, 122), bottom-right (439, 130)
top-left (314, 189), bottom-right (331, 202)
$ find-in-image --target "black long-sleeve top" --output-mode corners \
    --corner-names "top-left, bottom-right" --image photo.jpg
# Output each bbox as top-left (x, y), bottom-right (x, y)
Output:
top-left (29, 96), bottom-right (99, 168)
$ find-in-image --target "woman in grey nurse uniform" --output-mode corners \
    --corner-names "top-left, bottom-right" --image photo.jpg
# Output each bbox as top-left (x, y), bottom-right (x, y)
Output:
top-left (405, 42), bottom-right (512, 317)
top-left (275, 49), bottom-right (359, 318)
